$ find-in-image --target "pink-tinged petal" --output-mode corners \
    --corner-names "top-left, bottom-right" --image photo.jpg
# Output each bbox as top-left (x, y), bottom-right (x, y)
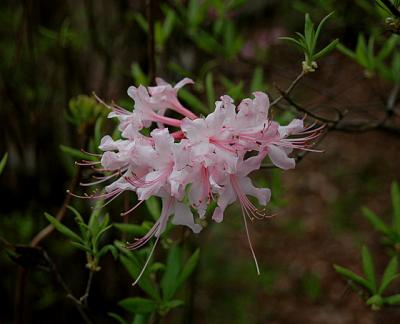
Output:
top-left (238, 151), bottom-right (267, 176)
top-left (238, 176), bottom-right (271, 206)
top-left (155, 197), bottom-right (174, 236)
top-left (279, 119), bottom-right (304, 138)
top-left (155, 77), bottom-right (169, 86)
top-left (215, 184), bottom-right (236, 215)
top-left (174, 77), bottom-right (194, 89)
top-left (181, 117), bottom-right (207, 139)
top-left (136, 170), bottom-right (166, 200)
top-left (105, 177), bottom-right (135, 193)
top-left (212, 206), bottom-right (224, 223)
top-left (267, 145), bottom-right (296, 170)
top-left (127, 85), bottom-right (137, 99)
top-left (171, 141), bottom-right (190, 170)
top-left (172, 202), bottom-right (202, 233)
top-left (253, 91), bottom-right (270, 115)
top-left (151, 128), bottom-right (173, 157)
top-left (99, 135), bottom-right (119, 151)
top-left (101, 151), bottom-right (127, 170)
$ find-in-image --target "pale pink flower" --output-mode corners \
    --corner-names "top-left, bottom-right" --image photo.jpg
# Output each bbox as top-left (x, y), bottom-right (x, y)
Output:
top-left (73, 78), bottom-right (323, 281)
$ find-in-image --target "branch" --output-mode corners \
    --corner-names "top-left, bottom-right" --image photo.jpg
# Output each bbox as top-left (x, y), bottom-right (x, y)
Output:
top-left (276, 86), bottom-right (343, 124)
top-left (30, 168), bottom-right (81, 247)
top-left (270, 71), bottom-right (305, 107)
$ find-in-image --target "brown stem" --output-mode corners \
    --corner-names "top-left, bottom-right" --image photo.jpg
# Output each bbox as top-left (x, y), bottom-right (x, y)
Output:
top-left (270, 71), bottom-right (305, 107)
top-left (30, 167), bottom-right (81, 247)
top-left (276, 86), bottom-right (342, 124)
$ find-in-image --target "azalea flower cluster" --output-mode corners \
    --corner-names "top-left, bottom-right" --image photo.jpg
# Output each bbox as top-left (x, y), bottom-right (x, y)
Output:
top-left (74, 77), bottom-right (322, 275)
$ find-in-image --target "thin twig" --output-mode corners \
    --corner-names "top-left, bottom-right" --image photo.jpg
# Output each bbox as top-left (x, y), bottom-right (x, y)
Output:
top-left (270, 71), bottom-right (305, 107)
top-left (276, 86), bottom-right (342, 124)
top-left (30, 168), bottom-right (81, 247)
top-left (80, 270), bottom-right (95, 307)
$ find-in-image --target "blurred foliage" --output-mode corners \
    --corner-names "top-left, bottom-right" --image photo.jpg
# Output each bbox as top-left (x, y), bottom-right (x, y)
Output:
top-left (334, 182), bottom-right (400, 310)
top-left (1, 0), bottom-right (400, 323)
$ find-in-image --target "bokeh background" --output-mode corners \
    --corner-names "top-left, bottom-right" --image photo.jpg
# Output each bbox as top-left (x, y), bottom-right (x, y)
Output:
top-left (1, 0), bottom-right (400, 323)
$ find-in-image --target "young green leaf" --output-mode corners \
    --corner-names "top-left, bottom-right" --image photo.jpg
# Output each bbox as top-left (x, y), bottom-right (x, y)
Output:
top-left (250, 67), bottom-right (265, 92)
top-left (391, 182), bottom-right (400, 233)
top-left (44, 213), bottom-right (83, 243)
top-left (178, 88), bottom-right (208, 114)
top-left (114, 223), bottom-right (148, 236)
top-left (205, 72), bottom-right (215, 109)
top-left (119, 253), bottom-right (160, 301)
top-left (119, 297), bottom-right (158, 314)
top-left (362, 207), bottom-right (390, 234)
top-left (362, 246), bottom-right (377, 293)
top-left (108, 312), bottom-right (127, 324)
top-left (145, 196), bottom-right (161, 221)
top-left (177, 248), bottom-right (200, 288)
top-left (70, 241), bottom-right (92, 253)
top-left (384, 294), bottom-right (400, 305)
top-left (313, 39), bottom-right (339, 61)
top-left (0, 153), bottom-right (8, 175)
top-left (333, 264), bottom-right (371, 291)
top-left (161, 245), bottom-right (183, 301)
top-left (378, 256), bottom-right (399, 294)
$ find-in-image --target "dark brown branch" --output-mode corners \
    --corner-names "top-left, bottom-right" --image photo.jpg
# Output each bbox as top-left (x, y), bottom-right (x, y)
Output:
top-left (270, 71), bottom-right (305, 107)
top-left (276, 86), bottom-right (342, 124)
top-left (30, 168), bottom-right (81, 247)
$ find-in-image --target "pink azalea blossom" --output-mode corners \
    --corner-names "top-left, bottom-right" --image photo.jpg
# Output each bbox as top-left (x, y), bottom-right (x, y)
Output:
top-left (72, 78), bottom-right (323, 281)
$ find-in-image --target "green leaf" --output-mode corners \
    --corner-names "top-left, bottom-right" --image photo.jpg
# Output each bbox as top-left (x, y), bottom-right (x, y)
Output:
top-left (377, 35), bottom-right (399, 61)
top-left (114, 223), bottom-right (148, 236)
top-left (314, 39), bottom-right (339, 61)
top-left (119, 253), bottom-right (160, 300)
top-left (134, 13), bottom-right (148, 33)
top-left (145, 197), bottom-right (161, 221)
top-left (97, 244), bottom-right (118, 259)
top-left (119, 297), bottom-right (157, 314)
top-left (60, 145), bottom-right (97, 161)
top-left (362, 246), bottom-right (377, 293)
top-left (279, 36), bottom-right (304, 49)
top-left (160, 299), bottom-right (184, 315)
top-left (132, 314), bottom-right (148, 324)
top-left (67, 205), bottom-right (84, 225)
top-left (205, 72), bottom-right (215, 110)
top-left (162, 6), bottom-right (176, 42)
top-left (392, 182), bottom-right (400, 233)
top-left (384, 294), bottom-right (400, 305)
top-left (362, 207), bottom-right (390, 234)
top-left (177, 249), bottom-right (200, 288)
top-left (337, 43), bottom-right (357, 61)
top-left (107, 312), bottom-right (127, 324)
top-left (314, 12), bottom-right (335, 48)
top-left (333, 264), bottom-right (371, 291)
top-left (250, 66), bottom-right (264, 92)
top-left (70, 241), bottom-right (92, 254)
top-left (94, 116), bottom-right (104, 146)
top-left (178, 88), bottom-right (208, 114)
top-left (131, 63), bottom-right (149, 86)
top-left (379, 256), bottom-right (398, 294)
top-left (93, 224), bottom-right (112, 250)
top-left (161, 245), bottom-right (182, 300)
top-left (44, 213), bottom-right (83, 243)
top-left (0, 153), bottom-right (8, 175)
